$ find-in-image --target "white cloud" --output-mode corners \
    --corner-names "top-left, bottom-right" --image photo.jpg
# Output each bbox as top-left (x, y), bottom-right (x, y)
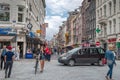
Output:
top-left (46, 0), bottom-right (83, 14)
top-left (45, 0), bottom-right (83, 40)
top-left (45, 16), bottom-right (66, 40)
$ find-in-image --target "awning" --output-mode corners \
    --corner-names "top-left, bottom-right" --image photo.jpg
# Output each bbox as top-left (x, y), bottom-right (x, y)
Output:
top-left (0, 36), bottom-right (15, 41)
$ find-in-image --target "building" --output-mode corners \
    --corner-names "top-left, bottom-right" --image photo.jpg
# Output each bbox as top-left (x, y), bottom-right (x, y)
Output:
top-left (0, 0), bottom-right (46, 58)
top-left (96, 0), bottom-right (120, 51)
top-left (75, 7), bottom-right (82, 47)
top-left (58, 21), bottom-right (66, 48)
top-left (85, 0), bottom-right (96, 45)
top-left (81, 0), bottom-right (90, 43)
top-left (66, 10), bottom-right (79, 47)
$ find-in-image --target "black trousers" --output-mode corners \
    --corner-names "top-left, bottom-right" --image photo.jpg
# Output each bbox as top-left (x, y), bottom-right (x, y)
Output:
top-left (5, 61), bottom-right (13, 78)
top-left (1, 56), bottom-right (5, 69)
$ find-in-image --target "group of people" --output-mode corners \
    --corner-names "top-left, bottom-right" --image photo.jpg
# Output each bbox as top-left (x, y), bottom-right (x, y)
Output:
top-left (35, 44), bottom-right (51, 72)
top-left (0, 43), bottom-right (117, 79)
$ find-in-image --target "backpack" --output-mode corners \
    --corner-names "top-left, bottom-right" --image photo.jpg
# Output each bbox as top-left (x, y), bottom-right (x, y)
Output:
top-left (1, 49), bottom-right (7, 56)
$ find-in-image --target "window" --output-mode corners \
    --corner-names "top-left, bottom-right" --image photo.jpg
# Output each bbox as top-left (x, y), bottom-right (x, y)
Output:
top-left (100, 8), bottom-right (102, 17)
top-left (97, 10), bottom-right (99, 18)
top-left (0, 4), bottom-right (10, 21)
top-left (119, 17), bottom-right (120, 32)
top-left (113, 0), bottom-right (116, 13)
top-left (18, 13), bottom-right (23, 22)
top-left (18, 7), bottom-right (24, 11)
top-left (113, 19), bottom-right (116, 33)
top-left (90, 48), bottom-right (97, 54)
top-left (119, 0), bottom-right (120, 10)
top-left (109, 21), bottom-right (112, 34)
top-left (98, 48), bottom-right (105, 54)
top-left (18, 6), bottom-right (24, 22)
top-left (104, 5), bottom-right (106, 16)
top-left (109, 2), bottom-right (112, 16)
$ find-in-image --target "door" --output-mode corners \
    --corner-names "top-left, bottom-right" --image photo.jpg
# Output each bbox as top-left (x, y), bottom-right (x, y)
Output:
top-left (89, 48), bottom-right (99, 63)
top-left (77, 48), bottom-right (90, 63)
top-left (18, 42), bottom-right (23, 58)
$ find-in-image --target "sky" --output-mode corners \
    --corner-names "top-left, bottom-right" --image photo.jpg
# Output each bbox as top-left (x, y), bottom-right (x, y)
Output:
top-left (45, 0), bottom-right (83, 41)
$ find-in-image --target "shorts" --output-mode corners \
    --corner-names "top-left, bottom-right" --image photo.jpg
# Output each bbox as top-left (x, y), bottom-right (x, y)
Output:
top-left (39, 54), bottom-right (45, 60)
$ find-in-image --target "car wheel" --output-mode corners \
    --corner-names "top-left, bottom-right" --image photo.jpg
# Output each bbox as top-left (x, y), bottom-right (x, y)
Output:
top-left (98, 60), bottom-right (103, 66)
top-left (68, 60), bottom-right (75, 66)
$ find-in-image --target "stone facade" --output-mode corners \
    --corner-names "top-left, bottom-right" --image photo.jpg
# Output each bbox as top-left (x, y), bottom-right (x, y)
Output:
top-left (0, 0), bottom-right (46, 58)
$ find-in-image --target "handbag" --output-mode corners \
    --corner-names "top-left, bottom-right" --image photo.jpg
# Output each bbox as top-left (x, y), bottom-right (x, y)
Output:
top-left (102, 58), bottom-right (107, 64)
top-left (107, 60), bottom-right (113, 65)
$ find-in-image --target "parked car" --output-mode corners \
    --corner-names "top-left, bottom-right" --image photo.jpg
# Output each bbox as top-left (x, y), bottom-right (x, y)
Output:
top-left (58, 47), bottom-right (105, 66)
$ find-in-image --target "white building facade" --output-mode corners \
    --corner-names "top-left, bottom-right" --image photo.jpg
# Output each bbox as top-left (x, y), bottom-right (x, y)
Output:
top-left (0, 0), bottom-right (46, 58)
top-left (96, 0), bottom-right (120, 51)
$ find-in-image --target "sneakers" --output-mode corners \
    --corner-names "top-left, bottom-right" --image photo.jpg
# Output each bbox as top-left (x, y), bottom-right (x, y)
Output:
top-left (105, 76), bottom-right (114, 80)
top-left (105, 76), bottom-right (109, 80)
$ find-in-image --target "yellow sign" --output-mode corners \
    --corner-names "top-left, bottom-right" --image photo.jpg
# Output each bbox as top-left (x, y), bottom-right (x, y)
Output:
top-left (36, 30), bottom-right (42, 33)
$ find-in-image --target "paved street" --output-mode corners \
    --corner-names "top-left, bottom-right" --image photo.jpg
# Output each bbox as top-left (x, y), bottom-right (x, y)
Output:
top-left (0, 56), bottom-right (120, 80)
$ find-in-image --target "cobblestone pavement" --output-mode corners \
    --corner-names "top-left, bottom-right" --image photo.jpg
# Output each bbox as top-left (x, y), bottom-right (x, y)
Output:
top-left (0, 57), bottom-right (120, 80)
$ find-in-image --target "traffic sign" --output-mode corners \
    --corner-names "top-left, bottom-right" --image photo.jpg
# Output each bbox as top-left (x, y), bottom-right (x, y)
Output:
top-left (96, 41), bottom-right (100, 46)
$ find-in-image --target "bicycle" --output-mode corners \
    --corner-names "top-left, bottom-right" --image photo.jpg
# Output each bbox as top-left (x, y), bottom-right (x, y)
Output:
top-left (35, 55), bottom-right (39, 74)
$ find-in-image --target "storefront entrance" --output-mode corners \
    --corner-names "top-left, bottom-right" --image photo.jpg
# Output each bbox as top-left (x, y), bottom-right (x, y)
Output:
top-left (17, 42), bottom-right (23, 58)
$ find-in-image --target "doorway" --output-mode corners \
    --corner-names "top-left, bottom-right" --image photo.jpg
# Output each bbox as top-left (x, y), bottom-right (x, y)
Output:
top-left (17, 42), bottom-right (23, 58)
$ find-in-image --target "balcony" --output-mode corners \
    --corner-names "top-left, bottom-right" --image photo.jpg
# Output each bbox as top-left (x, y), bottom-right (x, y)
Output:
top-left (98, 16), bottom-right (107, 25)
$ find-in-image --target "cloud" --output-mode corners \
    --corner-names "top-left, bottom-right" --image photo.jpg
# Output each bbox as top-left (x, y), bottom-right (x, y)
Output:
top-left (45, 16), bottom-right (66, 40)
top-left (45, 0), bottom-right (83, 40)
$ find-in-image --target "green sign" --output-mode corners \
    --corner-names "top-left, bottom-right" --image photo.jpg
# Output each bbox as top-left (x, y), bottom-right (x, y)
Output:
top-left (96, 28), bottom-right (101, 33)
top-left (116, 42), bottom-right (120, 48)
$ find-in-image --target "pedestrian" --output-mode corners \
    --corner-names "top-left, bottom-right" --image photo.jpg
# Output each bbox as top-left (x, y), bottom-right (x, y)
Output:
top-left (37, 45), bottom-right (45, 72)
top-left (0, 45), bottom-right (7, 70)
top-left (44, 45), bottom-right (51, 61)
top-left (15, 46), bottom-right (20, 61)
top-left (4, 46), bottom-right (15, 78)
top-left (105, 44), bottom-right (116, 80)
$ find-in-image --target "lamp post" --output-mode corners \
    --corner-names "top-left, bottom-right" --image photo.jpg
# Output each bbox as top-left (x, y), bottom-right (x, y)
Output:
top-left (27, 22), bottom-right (33, 48)
top-left (27, 23), bottom-right (33, 31)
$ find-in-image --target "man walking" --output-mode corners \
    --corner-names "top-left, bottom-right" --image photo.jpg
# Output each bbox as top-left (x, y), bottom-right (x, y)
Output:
top-left (4, 46), bottom-right (15, 78)
top-left (0, 45), bottom-right (7, 70)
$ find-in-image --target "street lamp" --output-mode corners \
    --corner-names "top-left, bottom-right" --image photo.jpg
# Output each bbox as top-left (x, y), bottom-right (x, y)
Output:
top-left (27, 22), bottom-right (33, 49)
top-left (27, 23), bottom-right (33, 31)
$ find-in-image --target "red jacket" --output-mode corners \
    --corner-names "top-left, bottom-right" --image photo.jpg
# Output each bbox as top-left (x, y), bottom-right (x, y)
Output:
top-left (45, 47), bottom-right (51, 54)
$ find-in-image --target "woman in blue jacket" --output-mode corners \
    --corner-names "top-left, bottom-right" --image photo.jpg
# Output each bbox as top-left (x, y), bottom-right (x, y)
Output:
top-left (105, 44), bottom-right (116, 80)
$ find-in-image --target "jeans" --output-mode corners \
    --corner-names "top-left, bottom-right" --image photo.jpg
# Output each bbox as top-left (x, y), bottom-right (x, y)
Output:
top-left (5, 61), bottom-right (13, 78)
top-left (107, 63), bottom-right (114, 79)
top-left (1, 56), bottom-right (5, 69)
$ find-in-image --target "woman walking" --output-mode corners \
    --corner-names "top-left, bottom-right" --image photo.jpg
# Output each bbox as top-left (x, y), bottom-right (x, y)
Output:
top-left (105, 44), bottom-right (116, 80)
top-left (40, 45), bottom-right (45, 72)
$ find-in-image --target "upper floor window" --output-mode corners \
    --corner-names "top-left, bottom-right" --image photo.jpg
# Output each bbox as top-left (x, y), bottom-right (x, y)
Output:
top-left (113, 0), bottom-right (116, 13)
top-left (18, 6), bottom-right (24, 22)
top-left (109, 2), bottom-right (112, 16)
top-left (97, 10), bottom-right (99, 18)
top-left (104, 5), bottom-right (106, 16)
top-left (119, 17), bottom-right (120, 32)
top-left (109, 21), bottom-right (112, 34)
top-left (113, 19), bottom-right (116, 33)
top-left (119, 0), bottom-right (120, 10)
top-left (0, 4), bottom-right (10, 21)
top-left (100, 8), bottom-right (102, 17)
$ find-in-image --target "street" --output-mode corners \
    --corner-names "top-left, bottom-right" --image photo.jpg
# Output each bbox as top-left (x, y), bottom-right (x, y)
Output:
top-left (0, 56), bottom-right (120, 80)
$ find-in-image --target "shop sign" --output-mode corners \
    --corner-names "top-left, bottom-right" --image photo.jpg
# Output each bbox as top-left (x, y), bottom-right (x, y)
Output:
top-left (108, 38), bottom-right (116, 43)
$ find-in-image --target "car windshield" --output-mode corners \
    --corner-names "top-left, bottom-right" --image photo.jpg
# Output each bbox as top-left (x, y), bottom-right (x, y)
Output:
top-left (67, 47), bottom-right (80, 54)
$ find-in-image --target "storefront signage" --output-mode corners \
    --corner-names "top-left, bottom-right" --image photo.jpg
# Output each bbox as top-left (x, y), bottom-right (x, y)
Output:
top-left (108, 38), bottom-right (116, 43)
